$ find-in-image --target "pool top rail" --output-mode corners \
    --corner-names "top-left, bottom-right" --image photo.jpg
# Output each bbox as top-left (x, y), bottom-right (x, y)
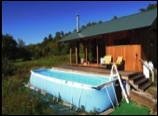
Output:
top-left (31, 68), bottom-right (118, 90)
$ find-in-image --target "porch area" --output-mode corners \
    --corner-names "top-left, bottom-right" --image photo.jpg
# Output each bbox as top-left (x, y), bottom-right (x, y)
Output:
top-left (69, 40), bottom-right (143, 72)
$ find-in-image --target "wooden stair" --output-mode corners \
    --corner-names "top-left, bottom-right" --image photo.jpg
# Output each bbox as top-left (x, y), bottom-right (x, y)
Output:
top-left (130, 90), bottom-right (157, 112)
top-left (128, 72), bottom-right (152, 91)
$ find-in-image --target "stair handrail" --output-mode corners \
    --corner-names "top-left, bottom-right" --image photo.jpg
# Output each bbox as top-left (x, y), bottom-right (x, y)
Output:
top-left (110, 64), bottom-right (129, 103)
top-left (135, 53), bottom-right (154, 82)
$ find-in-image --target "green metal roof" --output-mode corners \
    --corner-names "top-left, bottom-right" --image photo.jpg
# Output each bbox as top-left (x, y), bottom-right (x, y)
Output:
top-left (60, 9), bottom-right (157, 42)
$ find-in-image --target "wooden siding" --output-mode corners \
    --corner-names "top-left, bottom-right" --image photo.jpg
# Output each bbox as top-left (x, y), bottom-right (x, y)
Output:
top-left (106, 45), bottom-right (142, 72)
top-left (139, 29), bottom-right (157, 67)
top-left (104, 31), bottom-right (129, 46)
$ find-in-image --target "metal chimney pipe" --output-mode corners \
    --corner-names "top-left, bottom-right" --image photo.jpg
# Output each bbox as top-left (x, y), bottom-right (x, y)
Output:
top-left (76, 14), bottom-right (79, 33)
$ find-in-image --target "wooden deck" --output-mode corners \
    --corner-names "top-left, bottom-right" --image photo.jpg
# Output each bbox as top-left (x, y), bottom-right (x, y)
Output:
top-left (54, 64), bottom-right (138, 80)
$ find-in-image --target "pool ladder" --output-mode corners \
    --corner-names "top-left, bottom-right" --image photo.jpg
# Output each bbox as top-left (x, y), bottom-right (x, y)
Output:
top-left (110, 64), bottom-right (129, 104)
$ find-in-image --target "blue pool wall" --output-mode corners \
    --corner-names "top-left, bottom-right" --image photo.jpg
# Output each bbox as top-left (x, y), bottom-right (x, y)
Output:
top-left (30, 69), bottom-right (117, 113)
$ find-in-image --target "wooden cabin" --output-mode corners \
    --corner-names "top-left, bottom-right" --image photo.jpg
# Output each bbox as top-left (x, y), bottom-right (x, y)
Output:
top-left (60, 9), bottom-right (157, 72)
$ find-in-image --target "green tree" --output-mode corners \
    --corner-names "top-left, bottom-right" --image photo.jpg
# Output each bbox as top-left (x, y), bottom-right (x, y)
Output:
top-left (139, 2), bottom-right (157, 12)
top-left (60, 43), bottom-right (70, 55)
top-left (48, 34), bottom-right (53, 41)
top-left (2, 57), bottom-right (17, 77)
top-left (60, 31), bottom-right (64, 38)
top-left (112, 16), bottom-right (118, 20)
top-left (55, 32), bottom-right (61, 39)
top-left (17, 38), bottom-right (25, 48)
top-left (17, 38), bottom-right (31, 60)
top-left (98, 20), bottom-right (103, 23)
top-left (2, 34), bottom-right (18, 60)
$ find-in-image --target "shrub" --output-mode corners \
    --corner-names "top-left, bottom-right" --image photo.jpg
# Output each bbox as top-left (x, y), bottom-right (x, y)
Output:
top-left (2, 57), bottom-right (17, 77)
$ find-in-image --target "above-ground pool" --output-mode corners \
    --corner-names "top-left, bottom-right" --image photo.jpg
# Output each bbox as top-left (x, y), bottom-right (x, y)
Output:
top-left (29, 68), bottom-right (118, 113)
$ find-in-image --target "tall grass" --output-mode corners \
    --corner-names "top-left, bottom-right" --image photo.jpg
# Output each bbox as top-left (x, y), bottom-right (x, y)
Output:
top-left (2, 55), bottom-right (69, 115)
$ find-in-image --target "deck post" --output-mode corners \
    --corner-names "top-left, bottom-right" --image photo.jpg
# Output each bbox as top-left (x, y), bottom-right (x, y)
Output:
top-left (96, 39), bottom-right (99, 65)
top-left (85, 45), bottom-right (88, 64)
top-left (75, 42), bottom-right (78, 64)
top-left (70, 47), bottom-right (72, 65)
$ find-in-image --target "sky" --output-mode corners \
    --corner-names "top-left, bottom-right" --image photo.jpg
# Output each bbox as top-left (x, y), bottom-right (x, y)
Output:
top-left (2, 1), bottom-right (157, 45)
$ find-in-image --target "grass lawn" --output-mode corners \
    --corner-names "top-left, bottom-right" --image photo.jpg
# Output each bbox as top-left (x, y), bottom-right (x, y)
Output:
top-left (110, 99), bottom-right (150, 115)
top-left (15, 55), bottom-right (70, 72)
